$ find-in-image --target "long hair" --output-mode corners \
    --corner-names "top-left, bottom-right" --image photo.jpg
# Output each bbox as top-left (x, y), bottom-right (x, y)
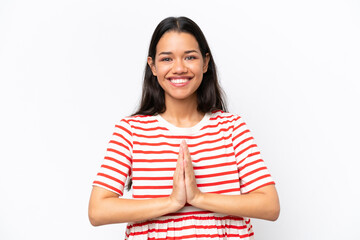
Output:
top-left (133, 16), bottom-right (227, 116)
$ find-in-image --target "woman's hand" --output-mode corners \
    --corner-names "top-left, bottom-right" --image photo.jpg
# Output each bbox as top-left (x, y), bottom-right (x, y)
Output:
top-left (170, 140), bottom-right (203, 209)
top-left (181, 140), bottom-right (203, 206)
top-left (169, 142), bottom-right (187, 210)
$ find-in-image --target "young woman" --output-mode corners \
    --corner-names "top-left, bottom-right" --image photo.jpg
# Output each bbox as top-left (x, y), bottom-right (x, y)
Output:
top-left (89, 16), bottom-right (280, 239)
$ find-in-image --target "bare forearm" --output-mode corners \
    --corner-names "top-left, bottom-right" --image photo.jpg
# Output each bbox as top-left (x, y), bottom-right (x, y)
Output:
top-left (191, 185), bottom-right (280, 221)
top-left (90, 197), bottom-right (178, 226)
top-left (89, 187), bottom-right (182, 226)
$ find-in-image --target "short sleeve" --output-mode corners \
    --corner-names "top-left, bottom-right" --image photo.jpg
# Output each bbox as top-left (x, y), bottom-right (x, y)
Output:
top-left (232, 116), bottom-right (275, 193)
top-left (92, 119), bottom-right (133, 196)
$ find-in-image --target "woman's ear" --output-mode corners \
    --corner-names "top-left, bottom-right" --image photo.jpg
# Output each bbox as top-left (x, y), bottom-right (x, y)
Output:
top-left (147, 57), bottom-right (157, 76)
top-left (203, 53), bottom-right (210, 73)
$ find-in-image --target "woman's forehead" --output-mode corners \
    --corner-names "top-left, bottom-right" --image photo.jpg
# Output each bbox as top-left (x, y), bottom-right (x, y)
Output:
top-left (156, 31), bottom-right (200, 54)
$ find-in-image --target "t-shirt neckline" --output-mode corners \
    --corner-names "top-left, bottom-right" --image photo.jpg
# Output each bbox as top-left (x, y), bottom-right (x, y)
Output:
top-left (155, 112), bottom-right (211, 135)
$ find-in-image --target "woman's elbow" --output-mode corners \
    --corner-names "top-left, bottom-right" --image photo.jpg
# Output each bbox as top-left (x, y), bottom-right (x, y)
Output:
top-left (269, 208), bottom-right (280, 221)
top-left (263, 185), bottom-right (280, 221)
top-left (88, 200), bottom-right (107, 227)
top-left (88, 206), bottom-right (101, 226)
top-left (89, 186), bottom-right (117, 226)
top-left (266, 202), bottom-right (280, 221)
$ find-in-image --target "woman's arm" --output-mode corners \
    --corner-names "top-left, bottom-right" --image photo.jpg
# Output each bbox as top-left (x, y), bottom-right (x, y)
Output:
top-left (88, 149), bottom-right (187, 226)
top-left (181, 141), bottom-right (280, 221)
top-left (188, 185), bottom-right (280, 221)
top-left (88, 187), bottom-right (179, 226)
top-left (89, 140), bottom-right (280, 226)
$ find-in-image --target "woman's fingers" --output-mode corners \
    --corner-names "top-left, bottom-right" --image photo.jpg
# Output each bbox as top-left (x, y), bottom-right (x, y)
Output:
top-left (170, 143), bottom-right (186, 209)
top-left (171, 140), bottom-right (203, 208)
top-left (181, 140), bottom-right (193, 176)
top-left (181, 140), bottom-right (202, 205)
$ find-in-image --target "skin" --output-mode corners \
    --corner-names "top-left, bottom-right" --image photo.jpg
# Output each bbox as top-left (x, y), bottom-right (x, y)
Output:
top-left (88, 31), bottom-right (280, 226)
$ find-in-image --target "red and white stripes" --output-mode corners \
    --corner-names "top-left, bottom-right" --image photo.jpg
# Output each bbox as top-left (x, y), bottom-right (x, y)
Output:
top-left (93, 110), bottom-right (274, 239)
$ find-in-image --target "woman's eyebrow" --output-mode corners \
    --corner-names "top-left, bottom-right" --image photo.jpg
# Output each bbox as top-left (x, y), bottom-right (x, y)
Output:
top-left (158, 50), bottom-right (199, 56)
top-left (158, 51), bottom-right (172, 56)
top-left (184, 50), bottom-right (199, 54)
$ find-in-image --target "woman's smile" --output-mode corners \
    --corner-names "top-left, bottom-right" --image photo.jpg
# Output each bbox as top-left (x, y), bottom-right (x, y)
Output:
top-left (167, 76), bottom-right (193, 87)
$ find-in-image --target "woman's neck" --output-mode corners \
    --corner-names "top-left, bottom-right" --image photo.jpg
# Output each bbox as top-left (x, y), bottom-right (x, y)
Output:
top-left (161, 95), bottom-right (204, 128)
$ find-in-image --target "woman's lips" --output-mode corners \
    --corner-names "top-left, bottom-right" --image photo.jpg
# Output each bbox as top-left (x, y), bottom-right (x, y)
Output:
top-left (167, 77), bottom-right (192, 87)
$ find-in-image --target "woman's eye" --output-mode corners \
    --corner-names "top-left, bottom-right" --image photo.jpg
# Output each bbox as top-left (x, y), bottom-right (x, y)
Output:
top-left (185, 56), bottom-right (196, 60)
top-left (161, 57), bottom-right (171, 62)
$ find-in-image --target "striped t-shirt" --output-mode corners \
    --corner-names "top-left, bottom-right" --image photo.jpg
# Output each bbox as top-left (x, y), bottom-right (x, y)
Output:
top-left (93, 110), bottom-right (275, 239)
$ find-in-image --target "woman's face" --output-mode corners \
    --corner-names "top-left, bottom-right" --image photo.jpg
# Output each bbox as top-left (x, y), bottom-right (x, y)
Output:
top-left (148, 31), bottom-right (210, 104)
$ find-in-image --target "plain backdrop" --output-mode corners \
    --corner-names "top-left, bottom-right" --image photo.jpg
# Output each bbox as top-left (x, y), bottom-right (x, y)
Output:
top-left (0, 0), bottom-right (359, 239)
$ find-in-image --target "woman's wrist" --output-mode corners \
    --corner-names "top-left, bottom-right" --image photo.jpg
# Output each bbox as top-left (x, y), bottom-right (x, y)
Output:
top-left (187, 191), bottom-right (205, 208)
top-left (168, 195), bottom-right (185, 213)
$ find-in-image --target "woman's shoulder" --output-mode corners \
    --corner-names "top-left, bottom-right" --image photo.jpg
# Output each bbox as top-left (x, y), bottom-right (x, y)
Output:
top-left (208, 110), bottom-right (247, 131)
top-left (116, 114), bottom-right (158, 128)
top-left (111, 115), bottom-right (158, 136)
top-left (119, 114), bottom-right (156, 123)
top-left (209, 110), bottom-right (242, 121)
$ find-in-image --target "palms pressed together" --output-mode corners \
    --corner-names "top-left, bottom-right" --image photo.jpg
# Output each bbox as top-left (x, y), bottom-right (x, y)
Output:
top-left (171, 140), bottom-right (202, 210)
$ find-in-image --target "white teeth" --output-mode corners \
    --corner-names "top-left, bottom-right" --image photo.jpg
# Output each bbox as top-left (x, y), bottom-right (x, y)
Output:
top-left (170, 79), bottom-right (189, 84)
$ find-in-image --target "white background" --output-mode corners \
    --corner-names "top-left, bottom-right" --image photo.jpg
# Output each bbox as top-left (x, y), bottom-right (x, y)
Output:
top-left (1, 0), bottom-right (359, 239)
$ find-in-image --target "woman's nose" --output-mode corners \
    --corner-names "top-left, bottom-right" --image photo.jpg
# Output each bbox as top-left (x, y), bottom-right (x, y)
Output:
top-left (172, 59), bottom-right (187, 74)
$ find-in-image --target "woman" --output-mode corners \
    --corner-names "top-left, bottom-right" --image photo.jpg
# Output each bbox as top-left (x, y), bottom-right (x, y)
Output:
top-left (89, 16), bottom-right (280, 239)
